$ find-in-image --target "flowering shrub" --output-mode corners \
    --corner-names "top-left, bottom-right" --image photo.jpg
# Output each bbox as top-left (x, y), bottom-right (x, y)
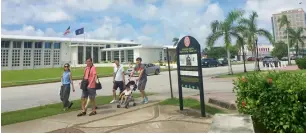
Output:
top-left (233, 71), bottom-right (306, 133)
top-left (296, 57), bottom-right (306, 69)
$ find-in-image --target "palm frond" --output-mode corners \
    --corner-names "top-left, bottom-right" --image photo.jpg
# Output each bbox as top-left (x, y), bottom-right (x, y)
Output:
top-left (257, 28), bottom-right (273, 44)
top-left (211, 20), bottom-right (221, 33)
top-left (206, 31), bottom-right (224, 48)
top-left (224, 9), bottom-right (244, 25)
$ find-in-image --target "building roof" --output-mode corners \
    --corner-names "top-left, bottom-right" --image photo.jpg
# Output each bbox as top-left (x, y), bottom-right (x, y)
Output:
top-left (1, 34), bottom-right (139, 45)
top-left (97, 45), bottom-right (165, 51)
top-left (272, 8), bottom-right (305, 15)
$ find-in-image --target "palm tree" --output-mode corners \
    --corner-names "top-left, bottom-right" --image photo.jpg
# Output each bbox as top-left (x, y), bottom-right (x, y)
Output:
top-left (172, 37), bottom-right (179, 47)
top-left (238, 11), bottom-right (273, 71)
top-left (288, 27), bottom-right (306, 56)
top-left (234, 28), bottom-right (248, 72)
top-left (278, 14), bottom-right (291, 64)
top-left (206, 9), bottom-right (244, 75)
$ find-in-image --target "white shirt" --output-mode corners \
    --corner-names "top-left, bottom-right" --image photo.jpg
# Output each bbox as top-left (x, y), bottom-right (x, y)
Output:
top-left (114, 65), bottom-right (124, 81)
top-left (124, 89), bottom-right (132, 96)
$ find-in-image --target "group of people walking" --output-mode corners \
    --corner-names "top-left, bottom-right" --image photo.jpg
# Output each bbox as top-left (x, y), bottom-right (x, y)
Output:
top-left (59, 57), bottom-right (149, 116)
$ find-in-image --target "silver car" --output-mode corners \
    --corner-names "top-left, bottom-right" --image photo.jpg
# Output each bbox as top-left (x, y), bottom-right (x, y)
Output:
top-left (125, 63), bottom-right (161, 76)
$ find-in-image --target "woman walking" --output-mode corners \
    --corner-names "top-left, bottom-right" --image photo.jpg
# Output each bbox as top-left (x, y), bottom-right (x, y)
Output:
top-left (60, 63), bottom-right (75, 111)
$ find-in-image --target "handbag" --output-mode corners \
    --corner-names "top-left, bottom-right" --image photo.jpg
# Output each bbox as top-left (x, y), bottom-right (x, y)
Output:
top-left (95, 76), bottom-right (102, 90)
top-left (80, 66), bottom-right (92, 90)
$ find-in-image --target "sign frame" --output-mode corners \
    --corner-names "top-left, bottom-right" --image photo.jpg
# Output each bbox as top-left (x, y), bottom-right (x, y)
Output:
top-left (176, 36), bottom-right (206, 117)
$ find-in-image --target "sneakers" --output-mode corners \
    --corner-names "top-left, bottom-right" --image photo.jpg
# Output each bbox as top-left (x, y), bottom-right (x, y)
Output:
top-left (110, 100), bottom-right (117, 104)
top-left (141, 97), bottom-right (149, 104)
top-left (144, 96), bottom-right (149, 104)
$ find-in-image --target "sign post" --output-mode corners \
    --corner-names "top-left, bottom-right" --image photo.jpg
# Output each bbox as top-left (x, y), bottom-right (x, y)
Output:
top-left (176, 36), bottom-right (206, 117)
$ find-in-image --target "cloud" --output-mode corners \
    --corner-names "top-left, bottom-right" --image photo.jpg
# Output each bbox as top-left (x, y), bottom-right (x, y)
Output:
top-left (1, 0), bottom-right (226, 47)
top-left (1, 25), bottom-right (58, 36)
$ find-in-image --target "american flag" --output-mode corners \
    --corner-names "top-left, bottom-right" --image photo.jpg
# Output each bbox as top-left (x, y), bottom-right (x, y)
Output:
top-left (63, 26), bottom-right (70, 36)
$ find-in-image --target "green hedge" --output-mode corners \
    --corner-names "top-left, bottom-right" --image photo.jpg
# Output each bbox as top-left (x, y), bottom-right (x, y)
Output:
top-left (296, 57), bottom-right (306, 69)
top-left (233, 71), bottom-right (306, 133)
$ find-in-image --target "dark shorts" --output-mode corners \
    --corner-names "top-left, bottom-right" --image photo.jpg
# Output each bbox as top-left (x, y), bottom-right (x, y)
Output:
top-left (81, 88), bottom-right (96, 100)
top-left (113, 81), bottom-right (124, 92)
top-left (138, 79), bottom-right (147, 90)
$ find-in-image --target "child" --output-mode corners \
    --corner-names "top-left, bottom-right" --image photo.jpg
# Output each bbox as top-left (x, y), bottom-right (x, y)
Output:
top-left (119, 81), bottom-right (135, 104)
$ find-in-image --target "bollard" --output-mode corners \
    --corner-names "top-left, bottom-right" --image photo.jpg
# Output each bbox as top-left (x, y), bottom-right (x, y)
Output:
top-left (268, 63), bottom-right (272, 70)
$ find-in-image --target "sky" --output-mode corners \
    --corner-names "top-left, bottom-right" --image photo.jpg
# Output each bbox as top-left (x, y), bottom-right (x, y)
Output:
top-left (1, 0), bottom-right (306, 48)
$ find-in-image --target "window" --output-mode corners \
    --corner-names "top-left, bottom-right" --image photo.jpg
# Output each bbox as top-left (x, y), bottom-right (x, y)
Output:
top-left (44, 50), bottom-right (51, 65)
top-left (53, 50), bottom-right (60, 65)
top-left (114, 51), bottom-right (119, 60)
top-left (35, 42), bottom-right (42, 48)
top-left (45, 42), bottom-right (52, 49)
top-left (1, 49), bottom-right (9, 67)
top-left (34, 50), bottom-right (42, 66)
top-left (1, 41), bottom-right (10, 48)
top-left (23, 50), bottom-right (31, 66)
top-left (127, 50), bottom-right (134, 62)
top-left (102, 51), bottom-right (106, 61)
top-left (106, 44), bottom-right (110, 48)
top-left (13, 41), bottom-right (22, 48)
top-left (86, 47), bottom-right (92, 59)
top-left (78, 46), bottom-right (84, 64)
top-left (120, 50), bottom-right (124, 62)
top-left (54, 43), bottom-right (61, 49)
top-left (100, 47), bottom-right (104, 49)
top-left (93, 47), bottom-right (99, 63)
top-left (12, 49), bottom-right (21, 67)
top-left (118, 45), bottom-right (122, 47)
top-left (159, 51), bottom-right (163, 61)
top-left (24, 42), bottom-right (32, 48)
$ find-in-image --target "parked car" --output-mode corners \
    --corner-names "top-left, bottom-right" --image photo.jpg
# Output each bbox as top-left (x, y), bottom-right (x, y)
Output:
top-left (201, 58), bottom-right (219, 67)
top-left (262, 56), bottom-right (280, 67)
top-left (125, 63), bottom-right (160, 77)
top-left (218, 58), bottom-right (228, 66)
top-left (247, 57), bottom-right (256, 61)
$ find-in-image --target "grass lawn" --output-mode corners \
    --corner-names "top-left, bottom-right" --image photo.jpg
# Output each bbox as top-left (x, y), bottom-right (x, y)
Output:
top-left (231, 61), bottom-right (254, 65)
top-left (1, 67), bottom-right (176, 87)
top-left (1, 93), bottom-right (153, 126)
top-left (159, 98), bottom-right (226, 115)
top-left (216, 69), bottom-right (306, 78)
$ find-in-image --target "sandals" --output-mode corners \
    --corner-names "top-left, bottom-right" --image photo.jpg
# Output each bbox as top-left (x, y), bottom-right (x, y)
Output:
top-left (77, 112), bottom-right (86, 117)
top-left (89, 111), bottom-right (97, 116)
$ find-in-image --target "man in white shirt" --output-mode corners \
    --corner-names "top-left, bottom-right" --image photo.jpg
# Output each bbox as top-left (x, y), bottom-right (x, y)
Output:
top-left (110, 59), bottom-right (125, 103)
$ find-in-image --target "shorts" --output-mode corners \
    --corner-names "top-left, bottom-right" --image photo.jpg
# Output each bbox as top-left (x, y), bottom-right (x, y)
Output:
top-left (138, 79), bottom-right (147, 90)
top-left (113, 81), bottom-right (124, 92)
top-left (81, 88), bottom-right (96, 100)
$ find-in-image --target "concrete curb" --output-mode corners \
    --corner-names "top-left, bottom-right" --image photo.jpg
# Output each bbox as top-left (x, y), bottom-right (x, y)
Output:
top-left (208, 98), bottom-right (237, 110)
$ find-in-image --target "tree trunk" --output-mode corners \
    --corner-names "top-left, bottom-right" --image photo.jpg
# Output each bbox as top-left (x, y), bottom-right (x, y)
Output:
top-left (296, 42), bottom-right (299, 57)
top-left (227, 49), bottom-right (233, 75)
top-left (242, 46), bottom-right (247, 72)
top-left (287, 31), bottom-right (291, 65)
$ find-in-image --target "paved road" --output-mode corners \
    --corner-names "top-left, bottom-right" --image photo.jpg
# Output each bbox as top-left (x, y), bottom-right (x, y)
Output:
top-left (1, 63), bottom-right (263, 112)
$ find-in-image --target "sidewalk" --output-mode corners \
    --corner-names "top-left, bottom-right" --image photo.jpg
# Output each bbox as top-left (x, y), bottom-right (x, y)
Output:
top-left (1, 93), bottom-right (212, 133)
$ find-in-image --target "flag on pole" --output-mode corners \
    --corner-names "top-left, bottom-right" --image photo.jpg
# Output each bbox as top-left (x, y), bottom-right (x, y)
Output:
top-left (63, 26), bottom-right (70, 36)
top-left (75, 28), bottom-right (84, 35)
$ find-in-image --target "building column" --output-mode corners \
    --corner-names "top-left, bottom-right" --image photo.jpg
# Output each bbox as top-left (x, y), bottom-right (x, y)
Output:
top-left (98, 48), bottom-right (101, 62)
top-left (124, 50), bottom-right (128, 63)
top-left (111, 51), bottom-right (114, 61)
top-left (51, 42), bottom-right (54, 67)
top-left (8, 40), bottom-right (13, 69)
top-left (20, 41), bottom-right (24, 69)
top-left (41, 42), bottom-right (45, 68)
top-left (31, 41), bottom-right (35, 69)
top-left (83, 45), bottom-right (86, 63)
top-left (119, 50), bottom-right (121, 63)
top-left (91, 45), bottom-right (94, 62)
top-left (106, 51), bottom-right (108, 61)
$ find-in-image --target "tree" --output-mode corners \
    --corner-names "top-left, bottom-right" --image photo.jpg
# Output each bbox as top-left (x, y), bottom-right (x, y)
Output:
top-left (172, 37), bottom-right (179, 47)
top-left (205, 47), bottom-right (226, 59)
top-left (271, 41), bottom-right (288, 59)
top-left (278, 14), bottom-right (291, 64)
top-left (288, 27), bottom-right (306, 56)
top-left (206, 9), bottom-right (244, 75)
top-left (238, 11), bottom-right (273, 71)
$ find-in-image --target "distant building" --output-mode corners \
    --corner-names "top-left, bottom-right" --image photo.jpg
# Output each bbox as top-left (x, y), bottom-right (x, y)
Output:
top-left (271, 8), bottom-right (306, 42)
top-left (240, 44), bottom-right (274, 59)
top-left (1, 35), bottom-right (170, 70)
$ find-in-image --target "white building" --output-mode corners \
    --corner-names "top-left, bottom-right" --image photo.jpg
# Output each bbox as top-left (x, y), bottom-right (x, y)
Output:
top-left (1, 35), bottom-right (170, 70)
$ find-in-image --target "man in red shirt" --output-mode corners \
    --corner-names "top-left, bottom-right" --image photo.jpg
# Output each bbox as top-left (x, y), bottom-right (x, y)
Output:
top-left (77, 58), bottom-right (97, 116)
